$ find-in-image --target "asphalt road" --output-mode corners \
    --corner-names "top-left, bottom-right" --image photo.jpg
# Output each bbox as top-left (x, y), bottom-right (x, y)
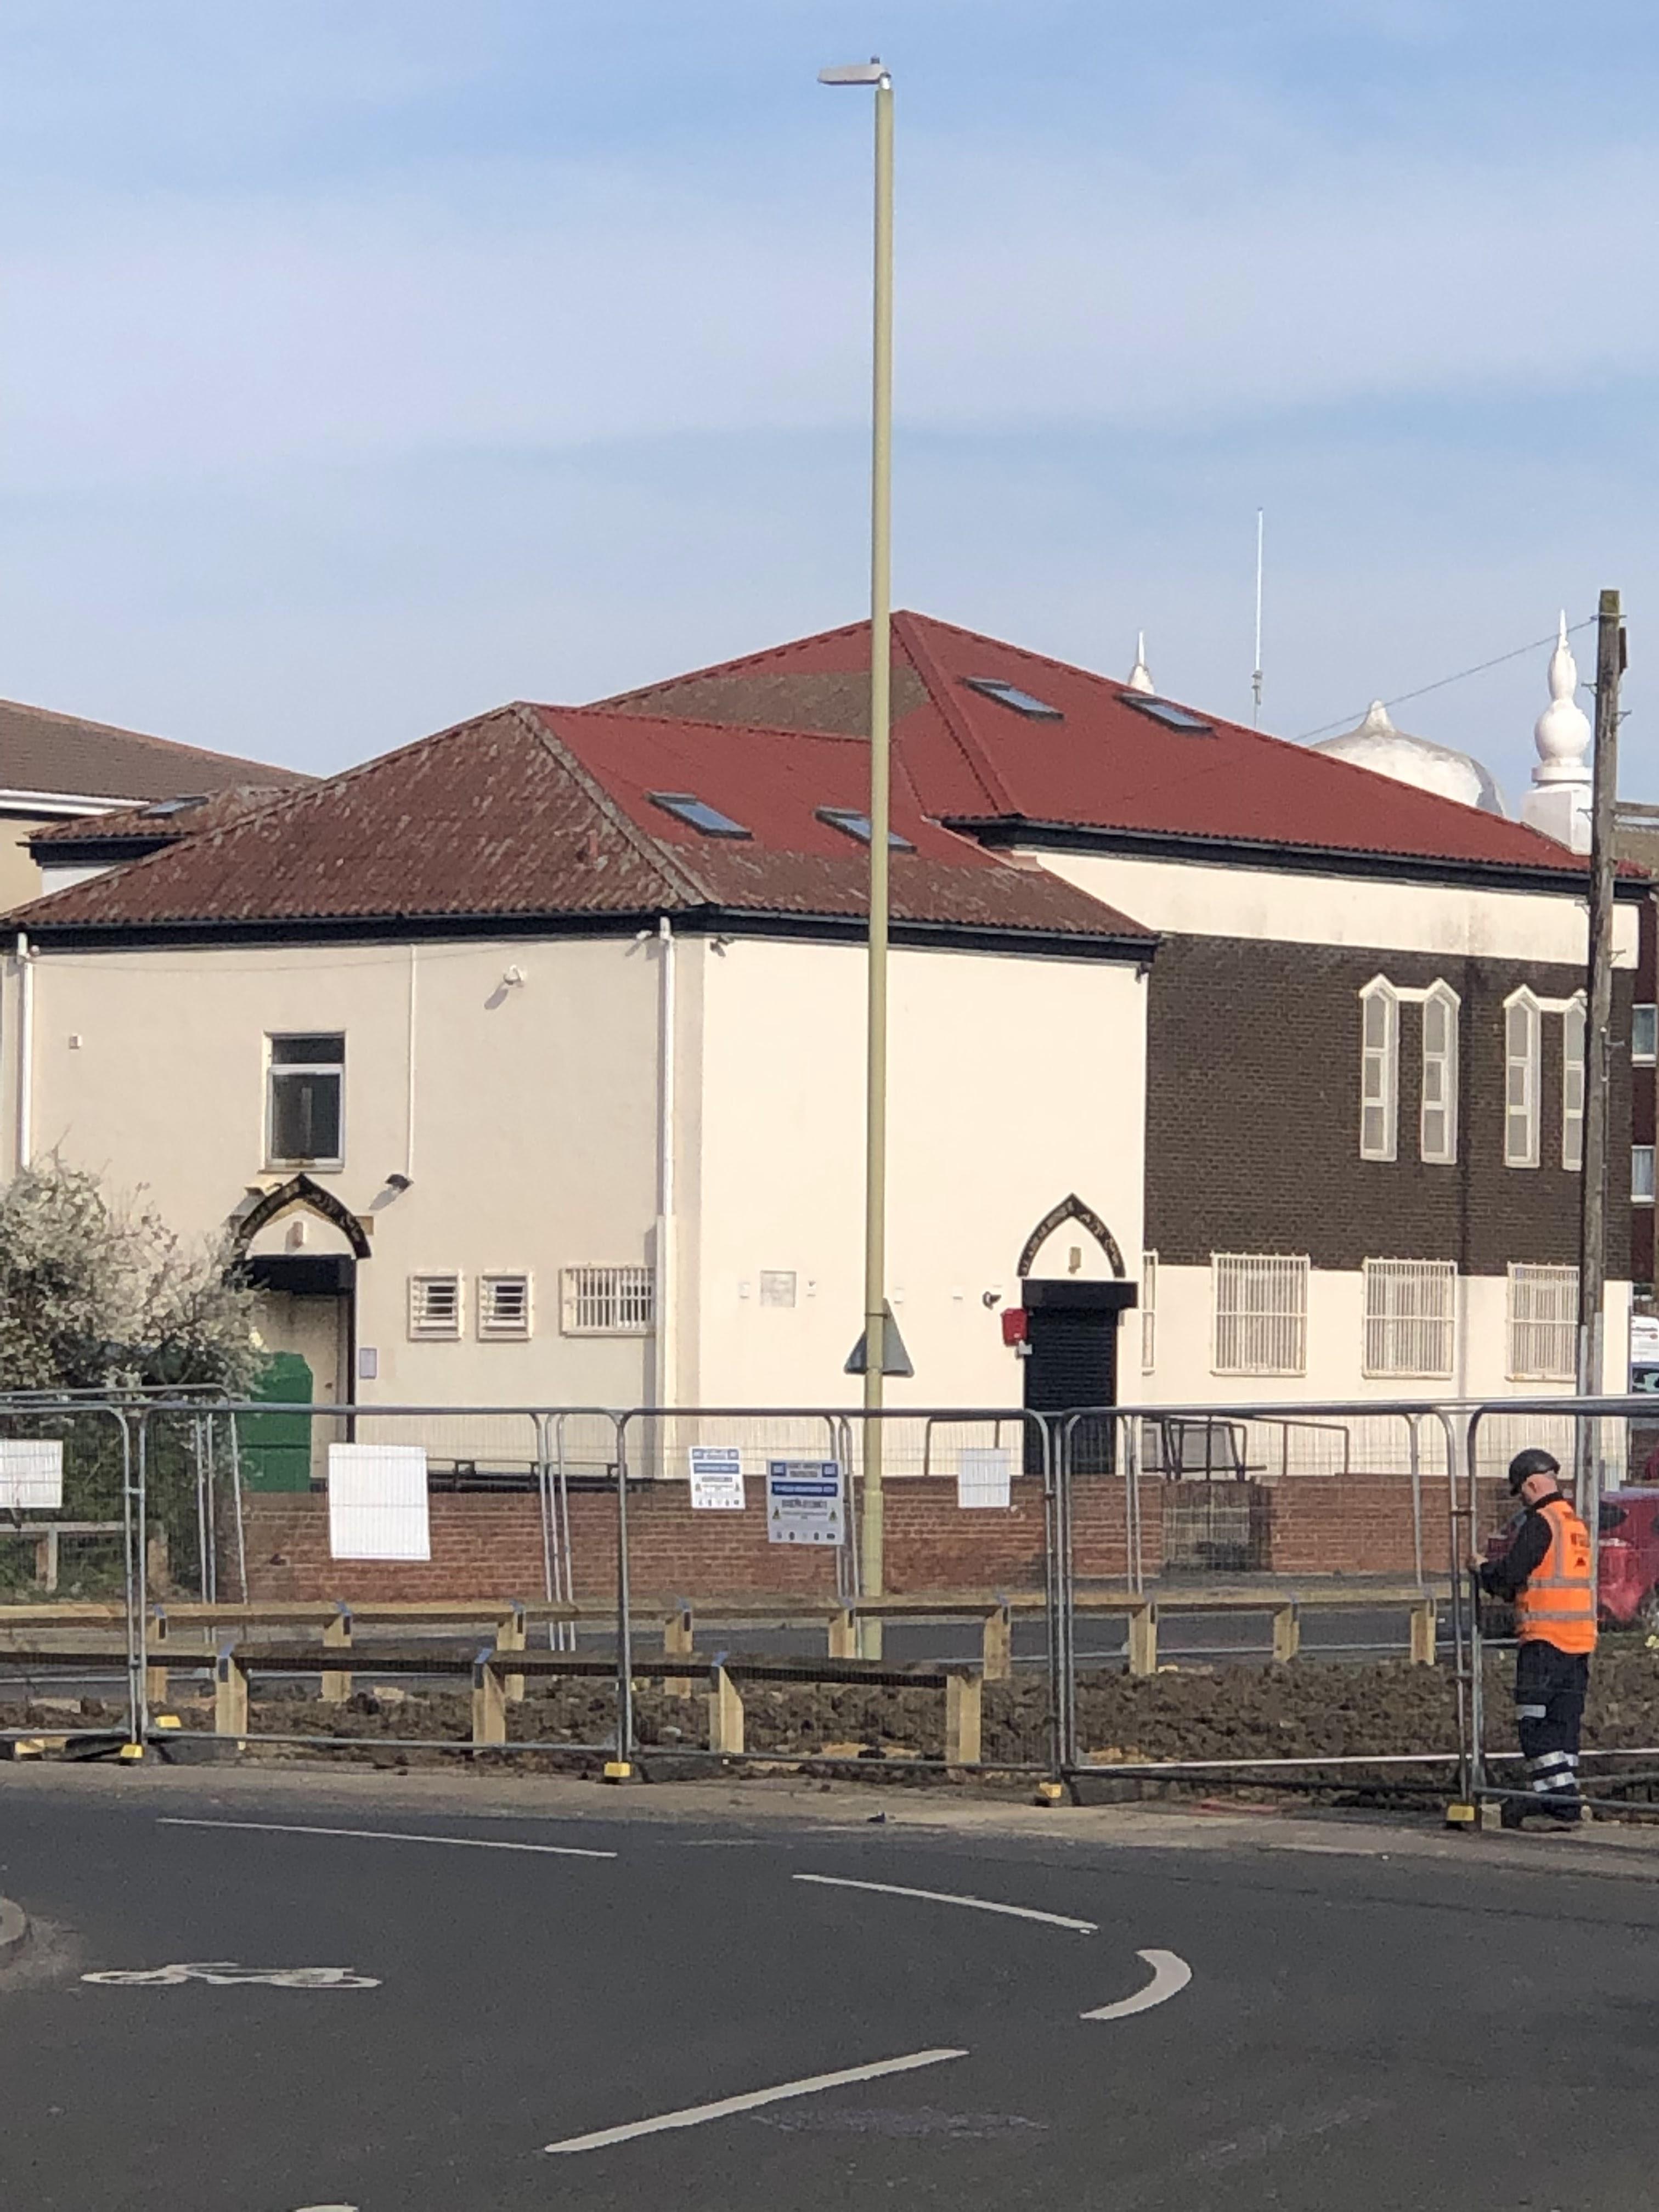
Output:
top-left (2, 1778), bottom-right (1657, 2210)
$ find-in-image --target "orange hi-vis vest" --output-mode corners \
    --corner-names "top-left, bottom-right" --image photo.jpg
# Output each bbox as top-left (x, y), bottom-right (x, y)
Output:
top-left (1515, 1496), bottom-right (1598, 1653)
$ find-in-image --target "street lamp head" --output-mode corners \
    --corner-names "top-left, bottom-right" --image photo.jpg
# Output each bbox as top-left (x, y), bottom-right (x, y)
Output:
top-left (819, 59), bottom-right (889, 86)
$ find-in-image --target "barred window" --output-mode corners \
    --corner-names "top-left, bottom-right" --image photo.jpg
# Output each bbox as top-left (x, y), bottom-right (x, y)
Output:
top-left (1506, 1262), bottom-right (1577, 1382)
top-left (1212, 1252), bottom-right (1308, 1377)
top-left (561, 1265), bottom-right (656, 1335)
top-left (1504, 990), bottom-right (1541, 1167)
top-left (1562, 997), bottom-right (1586, 1172)
top-left (1359, 979), bottom-right (1398, 1161)
top-left (479, 1274), bottom-right (532, 1339)
top-left (408, 1273), bottom-right (462, 1341)
top-left (1420, 983), bottom-right (1459, 1164)
top-left (1363, 1258), bottom-right (1455, 1378)
top-left (1141, 1250), bottom-right (1158, 1374)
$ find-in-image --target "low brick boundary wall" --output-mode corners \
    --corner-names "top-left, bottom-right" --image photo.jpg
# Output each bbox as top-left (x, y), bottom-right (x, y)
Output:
top-left (232, 1471), bottom-right (1499, 1602)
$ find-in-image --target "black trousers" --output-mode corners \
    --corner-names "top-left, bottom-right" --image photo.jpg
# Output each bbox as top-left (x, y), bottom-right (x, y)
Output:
top-left (1514, 1638), bottom-right (1590, 1812)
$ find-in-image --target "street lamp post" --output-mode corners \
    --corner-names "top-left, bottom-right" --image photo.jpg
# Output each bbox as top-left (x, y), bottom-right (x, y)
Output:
top-left (820, 58), bottom-right (894, 1656)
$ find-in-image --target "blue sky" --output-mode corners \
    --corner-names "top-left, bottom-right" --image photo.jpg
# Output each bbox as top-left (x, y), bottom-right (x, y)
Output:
top-left (2, 0), bottom-right (1656, 798)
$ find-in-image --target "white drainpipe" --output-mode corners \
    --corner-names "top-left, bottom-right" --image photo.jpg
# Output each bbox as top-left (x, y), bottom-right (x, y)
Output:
top-left (654, 917), bottom-right (676, 1410)
top-left (15, 932), bottom-right (34, 1172)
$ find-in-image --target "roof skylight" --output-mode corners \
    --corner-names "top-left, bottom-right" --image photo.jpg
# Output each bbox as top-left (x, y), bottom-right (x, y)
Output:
top-left (816, 807), bottom-right (915, 851)
top-left (1119, 694), bottom-right (1214, 734)
top-left (962, 677), bottom-right (1063, 721)
top-left (648, 792), bottom-right (752, 840)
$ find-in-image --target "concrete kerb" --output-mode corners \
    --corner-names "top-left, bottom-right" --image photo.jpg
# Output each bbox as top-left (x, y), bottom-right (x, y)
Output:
top-left (0, 1895), bottom-right (29, 1962)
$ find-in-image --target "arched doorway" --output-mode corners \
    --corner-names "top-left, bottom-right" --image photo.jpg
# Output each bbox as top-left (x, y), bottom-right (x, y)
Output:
top-left (230, 1176), bottom-right (370, 1485)
top-left (1017, 1195), bottom-right (1138, 1472)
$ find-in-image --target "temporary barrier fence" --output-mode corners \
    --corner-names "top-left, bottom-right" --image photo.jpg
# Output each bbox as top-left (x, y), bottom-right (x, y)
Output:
top-left (1458, 1395), bottom-right (1659, 1826)
top-left (1054, 1397), bottom-right (1465, 1785)
top-left (5, 1389), bottom-right (1652, 1805)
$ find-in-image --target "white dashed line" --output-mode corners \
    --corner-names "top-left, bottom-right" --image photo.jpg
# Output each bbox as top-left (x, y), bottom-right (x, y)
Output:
top-left (157, 1818), bottom-right (616, 1859)
top-left (544, 2048), bottom-right (969, 2153)
top-left (1081, 1948), bottom-right (1193, 2020)
top-left (792, 1872), bottom-right (1096, 1933)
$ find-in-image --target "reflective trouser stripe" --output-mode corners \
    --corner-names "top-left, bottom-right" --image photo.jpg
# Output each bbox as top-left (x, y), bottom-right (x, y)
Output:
top-left (1516, 1703), bottom-right (1548, 1719)
top-left (1528, 1751), bottom-right (1579, 1795)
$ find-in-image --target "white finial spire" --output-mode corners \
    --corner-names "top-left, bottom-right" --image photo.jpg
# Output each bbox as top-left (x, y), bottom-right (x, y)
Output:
top-left (1522, 611), bottom-right (1593, 852)
top-left (1126, 631), bottom-right (1155, 694)
top-left (1358, 699), bottom-right (1395, 738)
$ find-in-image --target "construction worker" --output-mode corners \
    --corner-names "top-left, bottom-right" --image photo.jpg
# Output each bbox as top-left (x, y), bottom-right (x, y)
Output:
top-left (1477, 1447), bottom-right (1596, 1827)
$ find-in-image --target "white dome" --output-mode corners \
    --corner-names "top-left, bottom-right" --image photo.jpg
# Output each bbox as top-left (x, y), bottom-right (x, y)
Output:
top-left (1312, 701), bottom-right (1506, 816)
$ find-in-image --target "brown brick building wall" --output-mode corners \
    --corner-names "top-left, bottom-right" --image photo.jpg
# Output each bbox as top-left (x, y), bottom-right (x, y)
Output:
top-left (1144, 935), bottom-right (1633, 1274)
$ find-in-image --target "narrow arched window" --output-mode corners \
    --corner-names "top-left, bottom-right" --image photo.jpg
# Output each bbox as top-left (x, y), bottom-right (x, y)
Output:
top-left (1562, 996), bottom-right (1586, 1171)
top-left (1420, 983), bottom-right (1459, 1164)
top-left (1359, 979), bottom-right (1398, 1161)
top-left (1504, 989), bottom-right (1541, 1167)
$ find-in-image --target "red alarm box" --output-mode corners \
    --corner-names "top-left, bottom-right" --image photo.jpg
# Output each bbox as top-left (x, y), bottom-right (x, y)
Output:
top-left (1000, 1306), bottom-right (1028, 1347)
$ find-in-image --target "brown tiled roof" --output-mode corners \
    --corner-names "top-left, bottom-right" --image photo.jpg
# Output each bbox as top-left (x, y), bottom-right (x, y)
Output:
top-left (30, 786), bottom-right (291, 850)
top-left (603, 611), bottom-right (1607, 879)
top-left (0, 697), bottom-right (310, 805)
top-left (7, 703), bottom-right (1152, 954)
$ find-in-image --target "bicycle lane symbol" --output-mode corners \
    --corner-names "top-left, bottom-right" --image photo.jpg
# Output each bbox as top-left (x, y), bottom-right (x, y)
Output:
top-left (82, 1961), bottom-right (380, 1989)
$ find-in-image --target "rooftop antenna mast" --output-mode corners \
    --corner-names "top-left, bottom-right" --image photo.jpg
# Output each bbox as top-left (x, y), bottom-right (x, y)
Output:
top-left (1251, 507), bottom-right (1265, 726)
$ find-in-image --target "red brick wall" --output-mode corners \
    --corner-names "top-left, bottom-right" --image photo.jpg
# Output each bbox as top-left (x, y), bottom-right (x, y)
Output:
top-left (234, 1472), bottom-right (1486, 1602)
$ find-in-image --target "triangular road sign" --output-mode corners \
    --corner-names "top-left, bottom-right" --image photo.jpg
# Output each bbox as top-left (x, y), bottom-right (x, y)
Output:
top-left (843, 1303), bottom-right (915, 1378)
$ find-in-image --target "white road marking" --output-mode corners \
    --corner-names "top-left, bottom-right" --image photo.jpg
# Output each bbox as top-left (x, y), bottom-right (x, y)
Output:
top-left (792, 1872), bottom-right (1096, 1933)
top-left (1080, 1948), bottom-right (1193, 2021)
top-left (158, 1817), bottom-right (616, 1859)
top-left (83, 1961), bottom-right (379, 1989)
top-left (544, 2048), bottom-right (969, 2154)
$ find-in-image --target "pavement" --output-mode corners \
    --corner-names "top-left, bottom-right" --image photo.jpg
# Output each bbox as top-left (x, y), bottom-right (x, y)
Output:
top-left (3, 1761), bottom-right (1658, 2209)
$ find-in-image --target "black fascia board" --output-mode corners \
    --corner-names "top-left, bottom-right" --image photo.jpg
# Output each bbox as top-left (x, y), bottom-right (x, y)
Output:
top-left (27, 834), bottom-right (176, 867)
top-left (951, 814), bottom-right (1649, 899)
top-left (15, 903), bottom-right (1158, 967)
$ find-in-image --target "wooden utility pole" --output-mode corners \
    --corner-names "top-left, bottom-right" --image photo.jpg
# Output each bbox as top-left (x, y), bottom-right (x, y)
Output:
top-left (1578, 589), bottom-right (1624, 1535)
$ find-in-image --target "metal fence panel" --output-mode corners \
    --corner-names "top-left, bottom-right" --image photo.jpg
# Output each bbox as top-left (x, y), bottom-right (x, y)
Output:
top-left (1058, 1399), bottom-right (1463, 1783)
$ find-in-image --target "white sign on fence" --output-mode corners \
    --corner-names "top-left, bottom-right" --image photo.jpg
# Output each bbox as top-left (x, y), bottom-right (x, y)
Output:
top-left (327, 1444), bottom-right (431, 1562)
top-left (0, 1439), bottom-right (63, 1511)
top-left (689, 1444), bottom-right (745, 1511)
top-left (956, 1446), bottom-right (1014, 1510)
top-left (766, 1460), bottom-right (845, 1546)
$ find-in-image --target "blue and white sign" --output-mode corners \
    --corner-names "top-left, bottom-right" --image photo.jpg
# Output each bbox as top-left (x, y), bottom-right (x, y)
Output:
top-left (766, 1460), bottom-right (845, 1546)
top-left (689, 1444), bottom-right (745, 1511)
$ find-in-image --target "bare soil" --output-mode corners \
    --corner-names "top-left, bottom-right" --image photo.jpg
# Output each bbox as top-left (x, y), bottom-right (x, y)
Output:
top-left (7, 1645), bottom-right (1659, 1786)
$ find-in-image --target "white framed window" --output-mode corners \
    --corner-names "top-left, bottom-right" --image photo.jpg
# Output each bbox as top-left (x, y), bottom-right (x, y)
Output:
top-left (1419, 983), bottom-right (1459, 1164)
top-left (1359, 978), bottom-right (1398, 1161)
top-left (1141, 1251), bottom-right (1158, 1373)
top-left (1561, 996), bottom-right (1587, 1172)
top-left (1635, 1148), bottom-right (1656, 1206)
top-left (1504, 990), bottom-right (1541, 1167)
top-left (266, 1032), bottom-right (345, 1170)
top-left (479, 1273), bottom-right (533, 1339)
top-left (1635, 1004), bottom-right (1658, 1066)
top-left (1506, 1262), bottom-right (1578, 1382)
top-left (561, 1265), bottom-right (656, 1335)
top-left (1212, 1252), bottom-right (1308, 1377)
top-left (1363, 1258), bottom-right (1456, 1378)
top-left (408, 1273), bottom-right (462, 1341)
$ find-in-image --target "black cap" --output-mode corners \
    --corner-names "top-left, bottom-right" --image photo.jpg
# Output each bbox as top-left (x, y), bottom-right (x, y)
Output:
top-left (1508, 1446), bottom-right (1561, 1496)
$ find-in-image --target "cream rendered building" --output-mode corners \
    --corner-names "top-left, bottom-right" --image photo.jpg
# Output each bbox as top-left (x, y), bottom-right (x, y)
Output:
top-left (2, 699), bottom-right (1152, 1420)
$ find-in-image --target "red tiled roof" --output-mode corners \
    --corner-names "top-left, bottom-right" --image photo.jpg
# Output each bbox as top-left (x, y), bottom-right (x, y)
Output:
top-left (605, 611), bottom-right (1602, 877)
top-left (7, 703), bottom-right (1150, 952)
